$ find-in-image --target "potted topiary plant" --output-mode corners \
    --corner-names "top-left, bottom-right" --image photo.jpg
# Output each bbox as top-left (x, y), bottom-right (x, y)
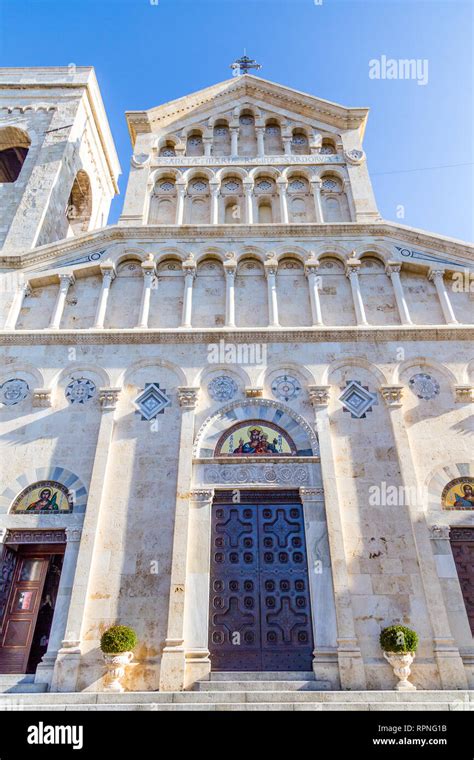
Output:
top-left (380, 624), bottom-right (419, 691)
top-left (100, 625), bottom-right (137, 693)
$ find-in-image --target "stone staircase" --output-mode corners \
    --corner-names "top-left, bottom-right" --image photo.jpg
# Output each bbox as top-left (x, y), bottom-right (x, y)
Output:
top-left (0, 671), bottom-right (472, 710)
top-left (0, 675), bottom-right (48, 694)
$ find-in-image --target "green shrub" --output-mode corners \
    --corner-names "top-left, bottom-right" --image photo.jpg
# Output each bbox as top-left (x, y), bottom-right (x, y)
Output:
top-left (100, 625), bottom-right (137, 654)
top-left (380, 625), bottom-right (418, 654)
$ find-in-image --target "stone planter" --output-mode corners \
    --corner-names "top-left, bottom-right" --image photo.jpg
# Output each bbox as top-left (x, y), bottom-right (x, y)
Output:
top-left (383, 651), bottom-right (416, 691)
top-left (103, 651), bottom-right (134, 692)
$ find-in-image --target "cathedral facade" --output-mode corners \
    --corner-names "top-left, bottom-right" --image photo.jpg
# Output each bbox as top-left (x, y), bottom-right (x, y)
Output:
top-left (0, 66), bottom-right (472, 697)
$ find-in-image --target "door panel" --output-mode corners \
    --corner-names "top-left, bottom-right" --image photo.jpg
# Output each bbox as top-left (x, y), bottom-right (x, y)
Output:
top-left (451, 528), bottom-right (474, 635)
top-left (209, 500), bottom-right (314, 671)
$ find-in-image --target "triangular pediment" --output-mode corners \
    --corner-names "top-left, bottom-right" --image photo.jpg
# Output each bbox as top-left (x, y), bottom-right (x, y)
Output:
top-left (126, 74), bottom-right (370, 145)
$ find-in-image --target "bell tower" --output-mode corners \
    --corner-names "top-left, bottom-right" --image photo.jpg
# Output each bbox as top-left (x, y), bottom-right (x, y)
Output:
top-left (0, 67), bottom-right (120, 255)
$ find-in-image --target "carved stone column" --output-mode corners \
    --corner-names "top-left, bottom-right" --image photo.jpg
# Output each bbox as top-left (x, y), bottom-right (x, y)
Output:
top-left (94, 262), bottom-right (115, 329)
top-left (159, 387), bottom-right (200, 691)
top-left (264, 254), bottom-right (279, 327)
top-left (51, 387), bottom-right (120, 692)
top-left (308, 385), bottom-right (367, 689)
top-left (381, 391), bottom-right (468, 689)
top-left (136, 256), bottom-right (156, 328)
top-left (210, 181), bottom-right (220, 224)
top-left (345, 258), bottom-right (368, 326)
top-left (282, 136), bottom-right (292, 156)
top-left (310, 177), bottom-right (324, 223)
top-left (256, 126), bottom-right (265, 157)
top-left (224, 252), bottom-right (237, 327)
top-left (5, 281), bottom-right (31, 330)
top-left (277, 178), bottom-right (289, 224)
top-left (203, 136), bottom-right (212, 157)
top-left (243, 181), bottom-right (254, 224)
top-left (183, 487), bottom-right (215, 688)
top-left (454, 385), bottom-right (474, 403)
top-left (230, 127), bottom-right (239, 157)
top-left (385, 261), bottom-right (412, 325)
top-left (49, 273), bottom-right (75, 329)
top-left (429, 268), bottom-right (459, 324)
top-left (175, 181), bottom-right (186, 224)
top-left (36, 528), bottom-right (83, 688)
top-left (305, 257), bottom-right (323, 326)
top-left (181, 254), bottom-right (196, 328)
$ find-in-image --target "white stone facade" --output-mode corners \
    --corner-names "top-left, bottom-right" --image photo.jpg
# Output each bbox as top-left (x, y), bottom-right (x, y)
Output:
top-left (0, 69), bottom-right (473, 694)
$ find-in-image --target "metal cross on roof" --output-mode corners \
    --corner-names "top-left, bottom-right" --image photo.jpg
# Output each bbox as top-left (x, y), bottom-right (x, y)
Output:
top-left (230, 55), bottom-right (262, 76)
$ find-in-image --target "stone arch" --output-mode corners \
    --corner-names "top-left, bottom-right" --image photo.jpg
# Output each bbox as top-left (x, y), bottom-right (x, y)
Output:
top-left (352, 244), bottom-right (392, 264)
top-left (192, 257), bottom-right (226, 328)
top-left (313, 243), bottom-right (351, 261)
top-left (257, 361), bottom-right (316, 390)
top-left (50, 363), bottom-right (111, 394)
top-left (155, 247), bottom-right (188, 265)
top-left (193, 398), bottom-right (319, 458)
top-left (0, 363), bottom-right (44, 390)
top-left (0, 126), bottom-right (31, 182)
top-left (324, 358), bottom-right (388, 387)
top-left (67, 170), bottom-right (92, 235)
top-left (393, 357), bottom-right (459, 386)
top-left (0, 466), bottom-right (88, 514)
top-left (194, 364), bottom-right (251, 396)
top-left (118, 357), bottom-right (188, 388)
top-left (234, 256), bottom-right (267, 328)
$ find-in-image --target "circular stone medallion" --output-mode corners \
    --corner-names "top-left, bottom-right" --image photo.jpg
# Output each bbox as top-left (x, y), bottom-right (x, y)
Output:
top-left (208, 375), bottom-right (238, 402)
top-left (65, 377), bottom-right (97, 405)
top-left (0, 378), bottom-right (30, 406)
top-left (271, 375), bottom-right (302, 402)
top-left (409, 373), bottom-right (440, 400)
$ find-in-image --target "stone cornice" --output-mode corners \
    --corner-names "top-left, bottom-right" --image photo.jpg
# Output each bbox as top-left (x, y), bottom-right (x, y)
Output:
top-left (1, 221), bottom-right (472, 270)
top-left (0, 325), bottom-right (472, 346)
top-left (125, 74), bottom-right (369, 144)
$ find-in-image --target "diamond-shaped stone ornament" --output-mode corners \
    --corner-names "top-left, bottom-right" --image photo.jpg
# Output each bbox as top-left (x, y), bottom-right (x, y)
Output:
top-left (134, 383), bottom-right (171, 421)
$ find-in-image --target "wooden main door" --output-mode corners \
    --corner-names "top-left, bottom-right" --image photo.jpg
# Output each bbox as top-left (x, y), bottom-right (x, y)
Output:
top-left (0, 544), bottom-right (64, 674)
top-left (209, 491), bottom-right (314, 671)
top-left (450, 527), bottom-right (474, 635)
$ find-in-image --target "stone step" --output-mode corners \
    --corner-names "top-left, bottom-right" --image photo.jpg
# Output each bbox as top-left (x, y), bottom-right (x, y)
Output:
top-left (0, 675), bottom-right (48, 693)
top-left (0, 700), bottom-right (461, 712)
top-left (0, 690), bottom-right (471, 707)
top-left (196, 680), bottom-right (331, 691)
top-left (209, 671), bottom-right (315, 681)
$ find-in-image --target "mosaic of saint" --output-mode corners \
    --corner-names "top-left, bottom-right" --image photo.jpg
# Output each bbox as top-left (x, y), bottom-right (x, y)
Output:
top-left (11, 481), bottom-right (73, 514)
top-left (215, 421), bottom-right (297, 456)
top-left (441, 477), bottom-right (474, 510)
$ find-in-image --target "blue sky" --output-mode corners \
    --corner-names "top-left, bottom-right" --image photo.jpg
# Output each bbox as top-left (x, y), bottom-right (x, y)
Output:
top-left (1, 0), bottom-right (473, 241)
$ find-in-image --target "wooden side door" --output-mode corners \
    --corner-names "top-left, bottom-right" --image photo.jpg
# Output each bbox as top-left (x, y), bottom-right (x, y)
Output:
top-left (0, 552), bottom-right (49, 673)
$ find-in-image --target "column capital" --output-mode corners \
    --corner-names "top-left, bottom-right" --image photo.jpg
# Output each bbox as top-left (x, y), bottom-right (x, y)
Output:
top-left (380, 384), bottom-right (404, 407)
top-left (98, 387), bottom-right (121, 410)
top-left (65, 527), bottom-right (83, 543)
top-left (182, 253), bottom-right (197, 276)
top-left (58, 272), bottom-right (75, 289)
top-left (454, 385), bottom-right (474, 403)
top-left (264, 253), bottom-right (278, 277)
top-left (0, 527), bottom-right (8, 544)
top-left (99, 260), bottom-right (116, 279)
top-left (276, 177), bottom-right (288, 190)
top-left (176, 180), bottom-right (187, 194)
top-left (141, 255), bottom-right (156, 276)
top-left (177, 386), bottom-right (200, 409)
top-left (190, 488), bottom-right (215, 504)
top-left (32, 388), bottom-right (52, 408)
top-left (224, 251), bottom-right (237, 273)
top-left (305, 257), bottom-right (320, 276)
top-left (345, 258), bottom-right (361, 277)
top-left (243, 180), bottom-right (254, 194)
top-left (429, 524), bottom-right (451, 541)
top-left (245, 387), bottom-right (263, 398)
top-left (308, 385), bottom-right (330, 407)
top-left (428, 267), bottom-right (445, 281)
top-left (385, 260), bottom-right (402, 275)
top-left (209, 180), bottom-right (220, 196)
